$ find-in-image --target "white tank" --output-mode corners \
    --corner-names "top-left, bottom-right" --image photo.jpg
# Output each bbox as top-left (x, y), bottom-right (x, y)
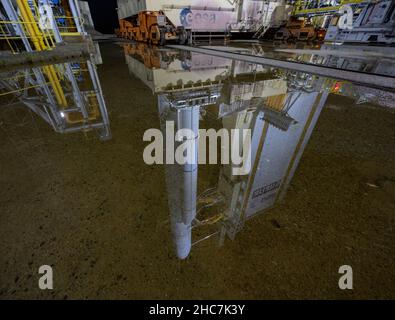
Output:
top-left (117, 0), bottom-right (292, 32)
top-left (117, 0), bottom-right (238, 32)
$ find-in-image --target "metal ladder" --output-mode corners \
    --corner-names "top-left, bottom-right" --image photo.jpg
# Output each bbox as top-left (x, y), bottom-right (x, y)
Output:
top-left (253, 24), bottom-right (270, 39)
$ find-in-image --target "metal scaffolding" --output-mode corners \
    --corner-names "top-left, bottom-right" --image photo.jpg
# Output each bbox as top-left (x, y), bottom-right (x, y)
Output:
top-left (292, 0), bottom-right (368, 16)
top-left (0, 0), bottom-right (111, 140)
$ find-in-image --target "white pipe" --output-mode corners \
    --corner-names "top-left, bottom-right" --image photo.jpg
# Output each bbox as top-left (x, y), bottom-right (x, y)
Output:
top-left (164, 103), bottom-right (200, 259)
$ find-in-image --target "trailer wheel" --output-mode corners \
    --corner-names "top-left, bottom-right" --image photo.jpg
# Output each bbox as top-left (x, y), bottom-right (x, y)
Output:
top-left (178, 29), bottom-right (188, 45)
top-left (159, 28), bottom-right (166, 46)
top-left (150, 25), bottom-right (161, 45)
top-left (275, 28), bottom-right (290, 42)
top-left (186, 30), bottom-right (192, 45)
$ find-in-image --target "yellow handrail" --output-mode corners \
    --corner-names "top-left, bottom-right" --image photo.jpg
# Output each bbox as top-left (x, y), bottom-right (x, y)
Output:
top-left (15, 0), bottom-right (67, 107)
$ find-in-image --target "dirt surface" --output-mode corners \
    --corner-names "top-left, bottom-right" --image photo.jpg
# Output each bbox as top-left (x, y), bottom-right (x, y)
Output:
top-left (0, 43), bottom-right (394, 299)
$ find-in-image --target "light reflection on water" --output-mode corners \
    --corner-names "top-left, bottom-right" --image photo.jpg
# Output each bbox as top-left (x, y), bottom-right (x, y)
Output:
top-left (121, 42), bottom-right (394, 259)
top-left (0, 42), bottom-right (394, 260)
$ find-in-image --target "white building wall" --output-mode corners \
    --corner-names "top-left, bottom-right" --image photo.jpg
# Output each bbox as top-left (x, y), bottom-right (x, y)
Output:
top-left (117, 0), bottom-right (147, 20)
top-left (245, 92), bottom-right (325, 218)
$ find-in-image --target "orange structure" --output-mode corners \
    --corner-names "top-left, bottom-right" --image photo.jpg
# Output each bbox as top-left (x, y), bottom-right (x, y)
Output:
top-left (115, 11), bottom-right (189, 45)
top-left (274, 17), bottom-right (326, 42)
top-left (123, 43), bottom-right (161, 69)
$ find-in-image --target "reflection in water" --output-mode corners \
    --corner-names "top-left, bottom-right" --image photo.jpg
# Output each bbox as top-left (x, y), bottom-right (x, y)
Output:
top-left (247, 42), bottom-right (395, 77)
top-left (159, 99), bottom-right (199, 259)
top-left (0, 57), bottom-right (111, 140)
top-left (124, 43), bottom-right (331, 259)
top-left (219, 91), bottom-right (327, 232)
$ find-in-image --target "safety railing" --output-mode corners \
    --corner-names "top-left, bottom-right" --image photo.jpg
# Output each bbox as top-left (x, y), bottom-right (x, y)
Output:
top-left (0, 19), bottom-right (56, 53)
top-left (292, 0), bottom-right (367, 16)
top-left (0, 59), bottom-right (111, 140)
top-left (0, 0), bottom-right (86, 54)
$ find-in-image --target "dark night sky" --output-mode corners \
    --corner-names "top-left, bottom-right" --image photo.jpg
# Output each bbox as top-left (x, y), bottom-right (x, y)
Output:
top-left (86, 0), bottom-right (119, 34)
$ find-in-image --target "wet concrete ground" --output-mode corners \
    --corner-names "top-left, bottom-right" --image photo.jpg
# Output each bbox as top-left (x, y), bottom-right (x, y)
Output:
top-left (0, 43), bottom-right (394, 299)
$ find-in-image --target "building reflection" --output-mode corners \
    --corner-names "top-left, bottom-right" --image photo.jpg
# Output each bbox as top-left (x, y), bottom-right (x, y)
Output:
top-left (123, 42), bottom-right (330, 259)
top-left (249, 42), bottom-right (395, 108)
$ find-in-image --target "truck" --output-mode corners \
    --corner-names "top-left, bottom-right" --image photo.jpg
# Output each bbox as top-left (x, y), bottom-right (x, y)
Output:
top-left (115, 11), bottom-right (190, 45)
top-left (274, 17), bottom-right (327, 42)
